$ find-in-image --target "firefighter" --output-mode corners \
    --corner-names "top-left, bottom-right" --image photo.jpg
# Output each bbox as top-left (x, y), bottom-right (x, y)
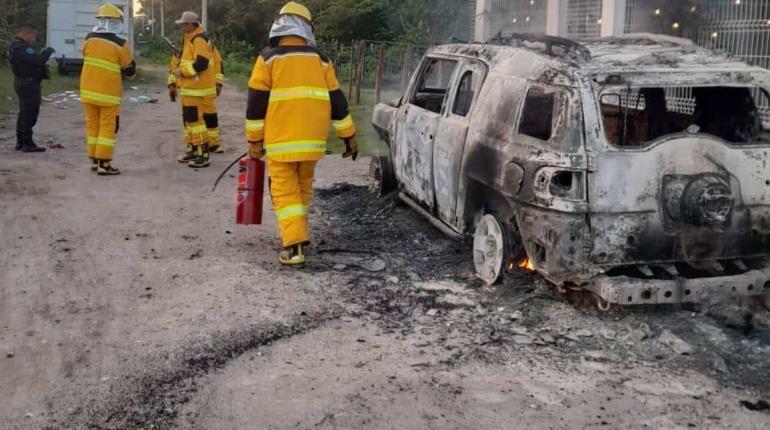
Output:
top-left (7, 24), bottom-right (55, 153)
top-left (170, 44), bottom-right (223, 159)
top-left (168, 53), bottom-right (194, 160)
top-left (79, 3), bottom-right (136, 175)
top-left (173, 11), bottom-right (216, 168)
top-left (245, 1), bottom-right (358, 266)
top-left (204, 45), bottom-right (224, 153)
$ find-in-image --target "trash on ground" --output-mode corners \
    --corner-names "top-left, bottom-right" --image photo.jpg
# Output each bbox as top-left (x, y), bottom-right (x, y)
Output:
top-left (129, 96), bottom-right (158, 104)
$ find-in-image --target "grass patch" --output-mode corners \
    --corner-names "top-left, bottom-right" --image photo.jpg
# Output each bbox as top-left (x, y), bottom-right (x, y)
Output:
top-left (0, 64), bottom-right (160, 121)
top-left (0, 67), bottom-right (79, 120)
top-left (326, 87), bottom-right (392, 157)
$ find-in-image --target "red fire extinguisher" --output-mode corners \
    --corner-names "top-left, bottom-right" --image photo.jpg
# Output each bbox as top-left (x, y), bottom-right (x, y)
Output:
top-left (236, 156), bottom-right (265, 225)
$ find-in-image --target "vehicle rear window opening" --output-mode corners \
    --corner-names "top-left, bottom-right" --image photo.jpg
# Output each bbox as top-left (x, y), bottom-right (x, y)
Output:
top-left (600, 86), bottom-right (770, 147)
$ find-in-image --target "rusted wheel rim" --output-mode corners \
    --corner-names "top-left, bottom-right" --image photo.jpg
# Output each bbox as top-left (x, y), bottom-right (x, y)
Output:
top-left (473, 214), bottom-right (505, 285)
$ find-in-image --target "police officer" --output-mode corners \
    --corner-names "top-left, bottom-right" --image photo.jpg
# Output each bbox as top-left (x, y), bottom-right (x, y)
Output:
top-left (7, 25), bottom-right (54, 153)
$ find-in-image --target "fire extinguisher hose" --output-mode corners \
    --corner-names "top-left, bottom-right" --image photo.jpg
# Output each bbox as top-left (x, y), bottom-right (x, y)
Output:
top-left (211, 152), bottom-right (248, 192)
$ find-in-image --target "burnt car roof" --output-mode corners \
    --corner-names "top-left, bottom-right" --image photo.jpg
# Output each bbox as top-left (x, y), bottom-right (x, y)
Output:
top-left (428, 33), bottom-right (770, 87)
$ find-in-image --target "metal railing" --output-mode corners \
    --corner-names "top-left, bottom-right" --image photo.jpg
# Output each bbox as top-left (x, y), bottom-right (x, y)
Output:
top-left (567, 0), bottom-right (603, 38)
top-left (499, 0), bottom-right (548, 34)
top-left (625, 0), bottom-right (770, 120)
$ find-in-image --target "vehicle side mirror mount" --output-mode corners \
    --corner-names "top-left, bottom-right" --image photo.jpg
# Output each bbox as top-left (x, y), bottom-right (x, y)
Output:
top-left (387, 97), bottom-right (402, 108)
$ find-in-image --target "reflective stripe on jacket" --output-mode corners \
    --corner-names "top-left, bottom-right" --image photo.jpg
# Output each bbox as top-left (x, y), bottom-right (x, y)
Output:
top-left (245, 36), bottom-right (356, 163)
top-left (178, 26), bottom-right (215, 97)
top-left (80, 32), bottom-right (135, 106)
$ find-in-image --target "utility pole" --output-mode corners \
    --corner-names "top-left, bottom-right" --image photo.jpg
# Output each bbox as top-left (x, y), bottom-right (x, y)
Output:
top-left (150, 0), bottom-right (155, 36)
top-left (202, 0), bottom-right (208, 29)
top-left (160, 0), bottom-right (165, 37)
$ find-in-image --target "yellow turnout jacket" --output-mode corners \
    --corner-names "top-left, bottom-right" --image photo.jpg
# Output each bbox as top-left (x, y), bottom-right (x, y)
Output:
top-left (178, 26), bottom-right (216, 98)
top-left (245, 36), bottom-right (356, 162)
top-left (80, 32), bottom-right (135, 106)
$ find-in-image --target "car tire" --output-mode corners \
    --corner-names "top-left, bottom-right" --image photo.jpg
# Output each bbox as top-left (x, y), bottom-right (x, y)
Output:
top-left (369, 154), bottom-right (396, 196)
top-left (473, 213), bottom-right (524, 285)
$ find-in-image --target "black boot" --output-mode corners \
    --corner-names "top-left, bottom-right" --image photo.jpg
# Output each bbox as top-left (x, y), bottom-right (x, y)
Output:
top-left (188, 144), bottom-right (210, 168)
top-left (177, 145), bottom-right (196, 163)
top-left (20, 141), bottom-right (45, 153)
top-left (96, 159), bottom-right (120, 175)
top-left (15, 136), bottom-right (22, 151)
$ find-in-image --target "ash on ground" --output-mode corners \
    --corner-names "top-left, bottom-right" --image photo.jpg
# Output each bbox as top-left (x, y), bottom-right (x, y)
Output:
top-left (313, 184), bottom-right (770, 396)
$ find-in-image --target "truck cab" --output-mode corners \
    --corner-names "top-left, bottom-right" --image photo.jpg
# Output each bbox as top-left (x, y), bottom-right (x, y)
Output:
top-left (47, 0), bottom-right (133, 74)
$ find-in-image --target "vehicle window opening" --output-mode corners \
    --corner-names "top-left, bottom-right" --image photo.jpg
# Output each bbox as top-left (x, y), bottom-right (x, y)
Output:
top-left (601, 86), bottom-right (770, 147)
top-left (410, 58), bottom-right (458, 114)
top-left (452, 71), bottom-right (475, 117)
top-left (519, 86), bottom-right (556, 141)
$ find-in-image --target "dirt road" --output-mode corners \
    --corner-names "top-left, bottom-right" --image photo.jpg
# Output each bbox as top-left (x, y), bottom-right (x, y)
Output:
top-left (1, 77), bottom-right (768, 429)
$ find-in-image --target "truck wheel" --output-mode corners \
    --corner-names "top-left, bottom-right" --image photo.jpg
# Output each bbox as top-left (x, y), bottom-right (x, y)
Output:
top-left (473, 213), bottom-right (522, 285)
top-left (369, 155), bottom-right (396, 196)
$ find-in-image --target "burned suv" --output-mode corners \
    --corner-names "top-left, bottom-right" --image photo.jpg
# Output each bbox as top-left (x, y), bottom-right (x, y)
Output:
top-left (371, 33), bottom-right (770, 307)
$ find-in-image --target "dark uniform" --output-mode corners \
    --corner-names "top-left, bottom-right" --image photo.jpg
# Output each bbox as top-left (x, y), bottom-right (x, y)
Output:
top-left (7, 38), bottom-right (54, 152)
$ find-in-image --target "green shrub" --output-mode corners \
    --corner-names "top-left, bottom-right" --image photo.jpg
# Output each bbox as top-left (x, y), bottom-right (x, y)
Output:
top-left (138, 37), bottom-right (173, 66)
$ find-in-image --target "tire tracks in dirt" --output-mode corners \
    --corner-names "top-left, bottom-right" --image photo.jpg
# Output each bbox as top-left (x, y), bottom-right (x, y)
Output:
top-left (47, 306), bottom-right (344, 430)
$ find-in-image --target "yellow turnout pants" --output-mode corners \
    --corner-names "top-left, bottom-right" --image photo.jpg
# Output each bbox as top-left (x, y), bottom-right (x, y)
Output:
top-left (181, 96), bottom-right (208, 146)
top-left (268, 159), bottom-right (317, 247)
top-left (83, 103), bottom-right (120, 161)
top-left (181, 97), bottom-right (216, 148)
top-left (183, 117), bottom-right (192, 146)
top-left (201, 96), bottom-right (219, 148)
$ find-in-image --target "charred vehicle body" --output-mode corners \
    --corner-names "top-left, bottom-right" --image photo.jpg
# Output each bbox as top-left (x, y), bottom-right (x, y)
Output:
top-left (371, 33), bottom-right (770, 307)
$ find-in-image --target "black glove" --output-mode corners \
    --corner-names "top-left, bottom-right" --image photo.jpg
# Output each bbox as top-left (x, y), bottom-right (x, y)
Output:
top-left (168, 85), bottom-right (177, 102)
top-left (342, 136), bottom-right (358, 161)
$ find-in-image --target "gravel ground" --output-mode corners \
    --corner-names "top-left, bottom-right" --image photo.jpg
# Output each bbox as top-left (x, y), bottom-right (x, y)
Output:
top-left (0, 77), bottom-right (768, 430)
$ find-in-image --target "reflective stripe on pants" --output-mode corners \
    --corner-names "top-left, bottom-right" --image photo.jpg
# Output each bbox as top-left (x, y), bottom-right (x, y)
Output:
top-left (83, 103), bottom-right (119, 160)
top-left (268, 159), bottom-right (317, 247)
top-left (201, 96), bottom-right (219, 148)
top-left (181, 96), bottom-right (208, 146)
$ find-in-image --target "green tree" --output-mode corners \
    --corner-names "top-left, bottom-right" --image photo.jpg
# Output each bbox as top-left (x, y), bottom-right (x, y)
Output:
top-left (135, 0), bottom-right (472, 53)
top-left (1, 0), bottom-right (48, 65)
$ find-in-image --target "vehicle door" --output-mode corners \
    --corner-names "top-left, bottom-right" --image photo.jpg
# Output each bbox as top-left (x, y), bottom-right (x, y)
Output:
top-left (433, 60), bottom-right (487, 227)
top-left (393, 56), bottom-right (459, 208)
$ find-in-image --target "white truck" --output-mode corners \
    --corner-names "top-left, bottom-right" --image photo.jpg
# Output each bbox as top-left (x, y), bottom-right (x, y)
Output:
top-left (47, 0), bottom-right (134, 74)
